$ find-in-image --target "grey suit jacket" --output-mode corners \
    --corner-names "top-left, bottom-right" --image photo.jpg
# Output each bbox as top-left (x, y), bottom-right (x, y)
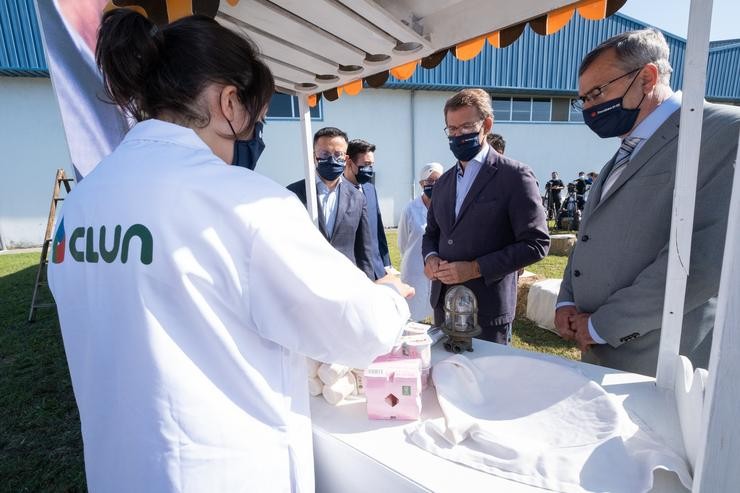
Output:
top-left (287, 178), bottom-right (375, 279)
top-left (558, 102), bottom-right (740, 376)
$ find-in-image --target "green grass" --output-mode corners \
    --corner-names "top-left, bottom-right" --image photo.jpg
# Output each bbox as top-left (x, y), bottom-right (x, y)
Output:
top-left (0, 253), bottom-right (85, 492)
top-left (0, 234), bottom-right (573, 490)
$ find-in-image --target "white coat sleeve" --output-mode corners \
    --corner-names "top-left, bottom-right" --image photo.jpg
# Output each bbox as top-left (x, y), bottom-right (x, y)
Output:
top-left (246, 195), bottom-right (410, 370)
top-left (398, 206), bottom-right (411, 256)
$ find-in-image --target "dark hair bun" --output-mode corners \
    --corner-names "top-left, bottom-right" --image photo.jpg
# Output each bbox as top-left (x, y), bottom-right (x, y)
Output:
top-left (96, 9), bottom-right (163, 120)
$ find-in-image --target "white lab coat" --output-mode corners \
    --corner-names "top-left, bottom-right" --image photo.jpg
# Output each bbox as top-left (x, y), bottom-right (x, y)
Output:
top-left (398, 196), bottom-right (432, 321)
top-left (48, 119), bottom-right (409, 493)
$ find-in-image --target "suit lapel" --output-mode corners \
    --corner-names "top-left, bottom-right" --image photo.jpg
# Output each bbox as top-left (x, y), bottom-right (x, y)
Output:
top-left (453, 149), bottom-right (498, 228)
top-left (314, 185), bottom-right (329, 239)
top-left (331, 181), bottom-right (348, 239)
top-left (595, 109), bottom-right (680, 209)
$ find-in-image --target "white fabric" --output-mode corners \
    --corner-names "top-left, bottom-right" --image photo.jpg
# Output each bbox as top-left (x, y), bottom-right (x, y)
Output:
top-left (526, 279), bottom-right (562, 333)
top-left (398, 197), bottom-right (433, 321)
top-left (407, 355), bottom-right (692, 493)
top-left (322, 372), bottom-right (357, 406)
top-left (48, 119), bottom-right (409, 493)
top-left (308, 377), bottom-right (324, 397)
top-left (419, 162), bottom-right (444, 181)
top-left (317, 363), bottom-right (350, 386)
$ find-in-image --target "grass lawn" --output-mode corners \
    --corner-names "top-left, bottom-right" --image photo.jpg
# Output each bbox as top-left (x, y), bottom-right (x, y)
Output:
top-left (0, 232), bottom-right (573, 490)
top-left (0, 253), bottom-right (85, 492)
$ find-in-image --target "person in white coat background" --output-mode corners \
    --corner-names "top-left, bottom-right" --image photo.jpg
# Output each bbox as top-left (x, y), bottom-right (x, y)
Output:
top-left (398, 163), bottom-right (444, 321)
top-left (48, 10), bottom-right (413, 493)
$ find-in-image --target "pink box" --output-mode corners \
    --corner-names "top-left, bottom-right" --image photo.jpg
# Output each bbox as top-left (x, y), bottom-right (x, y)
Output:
top-left (364, 357), bottom-right (422, 420)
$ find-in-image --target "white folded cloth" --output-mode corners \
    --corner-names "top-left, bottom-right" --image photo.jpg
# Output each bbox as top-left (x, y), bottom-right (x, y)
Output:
top-left (317, 363), bottom-right (350, 386)
top-left (406, 354), bottom-right (692, 493)
top-left (322, 372), bottom-right (356, 406)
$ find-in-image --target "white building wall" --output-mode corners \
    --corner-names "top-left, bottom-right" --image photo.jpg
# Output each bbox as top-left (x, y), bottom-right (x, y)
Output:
top-left (0, 83), bottom-right (623, 248)
top-left (0, 77), bottom-right (73, 249)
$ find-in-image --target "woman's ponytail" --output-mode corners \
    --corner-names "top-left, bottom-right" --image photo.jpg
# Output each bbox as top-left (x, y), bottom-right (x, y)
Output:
top-left (95, 9), bottom-right (163, 121)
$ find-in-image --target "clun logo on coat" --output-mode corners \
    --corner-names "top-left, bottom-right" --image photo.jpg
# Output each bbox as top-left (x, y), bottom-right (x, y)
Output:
top-left (52, 218), bottom-right (66, 263)
top-left (56, 223), bottom-right (154, 265)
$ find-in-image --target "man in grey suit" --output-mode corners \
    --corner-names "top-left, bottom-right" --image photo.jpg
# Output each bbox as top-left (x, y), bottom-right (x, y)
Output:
top-left (288, 127), bottom-right (374, 279)
top-left (556, 29), bottom-right (740, 376)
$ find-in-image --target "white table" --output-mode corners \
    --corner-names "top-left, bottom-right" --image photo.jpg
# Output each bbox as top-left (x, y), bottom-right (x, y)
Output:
top-left (310, 340), bottom-right (689, 492)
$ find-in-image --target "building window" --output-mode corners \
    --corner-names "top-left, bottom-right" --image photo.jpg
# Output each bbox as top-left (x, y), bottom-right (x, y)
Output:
top-left (266, 93), bottom-right (323, 120)
top-left (492, 97), bottom-right (511, 121)
top-left (551, 98), bottom-right (570, 122)
top-left (511, 97), bottom-right (531, 121)
top-left (531, 98), bottom-right (552, 121)
top-left (493, 96), bottom-right (554, 122)
top-left (569, 99), bottom-right (584, 122)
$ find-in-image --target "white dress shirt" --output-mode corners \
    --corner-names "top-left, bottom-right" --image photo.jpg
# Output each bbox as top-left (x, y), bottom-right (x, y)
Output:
top-left (316, 175), bottom-right (341, 237)
top-left (455, 143), bottom-right (489, 217)
top-left (557, 92), bottom-right (681, 344)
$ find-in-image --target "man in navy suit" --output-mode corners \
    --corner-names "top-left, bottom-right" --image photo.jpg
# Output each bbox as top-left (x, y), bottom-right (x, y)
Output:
top-left (288, 127), bottom-right (374, 279)
top-left (343, 139), bottom-right (392, 280)
top-left (422, 89), bottom-right (550, 344)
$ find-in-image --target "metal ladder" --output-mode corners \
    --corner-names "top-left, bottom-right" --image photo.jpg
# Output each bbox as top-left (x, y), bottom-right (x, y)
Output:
top-left (28, 169), bottom-right (74, 322)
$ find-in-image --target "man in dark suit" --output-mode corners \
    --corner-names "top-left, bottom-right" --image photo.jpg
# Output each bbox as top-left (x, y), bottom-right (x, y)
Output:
top-left (287, 127), bottom-right (374, 279)
top-left (422, 89), bottom-right (550, 344)
top-left (343, 139), bottom-right (392, 280)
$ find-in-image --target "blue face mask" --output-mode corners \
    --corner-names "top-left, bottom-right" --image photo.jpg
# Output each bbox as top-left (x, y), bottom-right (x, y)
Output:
top-left (448, 131), bottom-right (482, 161)
top-left (229, 121), bottom-right (265, 170)
top-left (356, 165), bottom-right (374, 184)
top-left (316, 155), bottom-right (345, 181)
top-left (423, 184), bottom-right (434, 199)
top-left (582, 72), bottom-right (646, 138)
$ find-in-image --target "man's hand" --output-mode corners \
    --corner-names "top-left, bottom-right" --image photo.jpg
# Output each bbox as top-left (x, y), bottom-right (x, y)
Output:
top-left (376, 274), bottom-right (415, 299)
top-left (570, 312), bottom-right (595, 353)
top-left (424, 255), bottom-right (441, 280)
top-left (435, 260), bottom-right (480, 285)
top-left (555, 305), bottom-right (578, 341)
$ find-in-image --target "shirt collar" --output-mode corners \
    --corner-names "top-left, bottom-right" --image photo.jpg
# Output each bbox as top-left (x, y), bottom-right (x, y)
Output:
top-left (122, 119), bottom-right (212, 152)
top-left (316, 174), bottom-right (342, 192)
top-left (457, 143), bottom-right (489, 176)
top-left (627, 91), bottom-right (682, 142)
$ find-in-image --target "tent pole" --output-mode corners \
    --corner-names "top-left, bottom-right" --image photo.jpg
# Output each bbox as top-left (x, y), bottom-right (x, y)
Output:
top-left (691, 131), bottom-right (740, 492)
top-left (298, 95), bottom-right (319, 227)
top-left (655, 0), bottom-right (713, 389)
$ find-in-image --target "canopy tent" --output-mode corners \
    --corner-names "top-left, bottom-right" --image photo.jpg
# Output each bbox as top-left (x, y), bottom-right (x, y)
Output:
top-left (39, 0), bottom-right (739, 491)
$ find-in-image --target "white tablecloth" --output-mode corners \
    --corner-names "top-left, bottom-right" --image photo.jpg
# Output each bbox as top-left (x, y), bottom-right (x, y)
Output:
top-left (310, 340), bottom-right (689, 493)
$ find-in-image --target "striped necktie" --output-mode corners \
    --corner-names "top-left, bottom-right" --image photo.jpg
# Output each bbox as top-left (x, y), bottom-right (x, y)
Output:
top-left (601, 136), bottom-right (643, 197)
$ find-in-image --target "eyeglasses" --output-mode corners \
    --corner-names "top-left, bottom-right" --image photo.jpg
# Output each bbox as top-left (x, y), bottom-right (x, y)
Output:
top-left (443, 120), bottom-right (483, 137)
top-left (315, 150), bottom-right (346, 161)
top-left (571, 67), bottom-right (642, 111)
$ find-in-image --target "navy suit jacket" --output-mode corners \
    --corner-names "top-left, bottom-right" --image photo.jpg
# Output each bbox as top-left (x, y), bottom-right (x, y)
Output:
top-left (422, 148), bottom-right (550, 327)
top-left (287, 178), bottom-right (375, 279)
top-left (360, 182), bottom-right (391, 280)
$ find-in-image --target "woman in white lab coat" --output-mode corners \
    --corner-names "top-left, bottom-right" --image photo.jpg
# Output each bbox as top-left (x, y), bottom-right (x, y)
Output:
top-left (398, 163), bottom-right (444, 321)
top-left (48, 10), bottom-right (412, 493)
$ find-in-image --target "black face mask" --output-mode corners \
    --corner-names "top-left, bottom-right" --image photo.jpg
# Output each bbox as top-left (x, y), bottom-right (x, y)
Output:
top-left (582, 71), bottom-right (646, 138)
top-left (356, 165), bottom-right (374, 184)
top-left (316, 155), bottom-right (346, 181)
top-left (229, 121), bottom-right (265, 170)
top-left (448, 131), bottom-right (483, 161)
top-left (423, 184), bottom-right (434, 199)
